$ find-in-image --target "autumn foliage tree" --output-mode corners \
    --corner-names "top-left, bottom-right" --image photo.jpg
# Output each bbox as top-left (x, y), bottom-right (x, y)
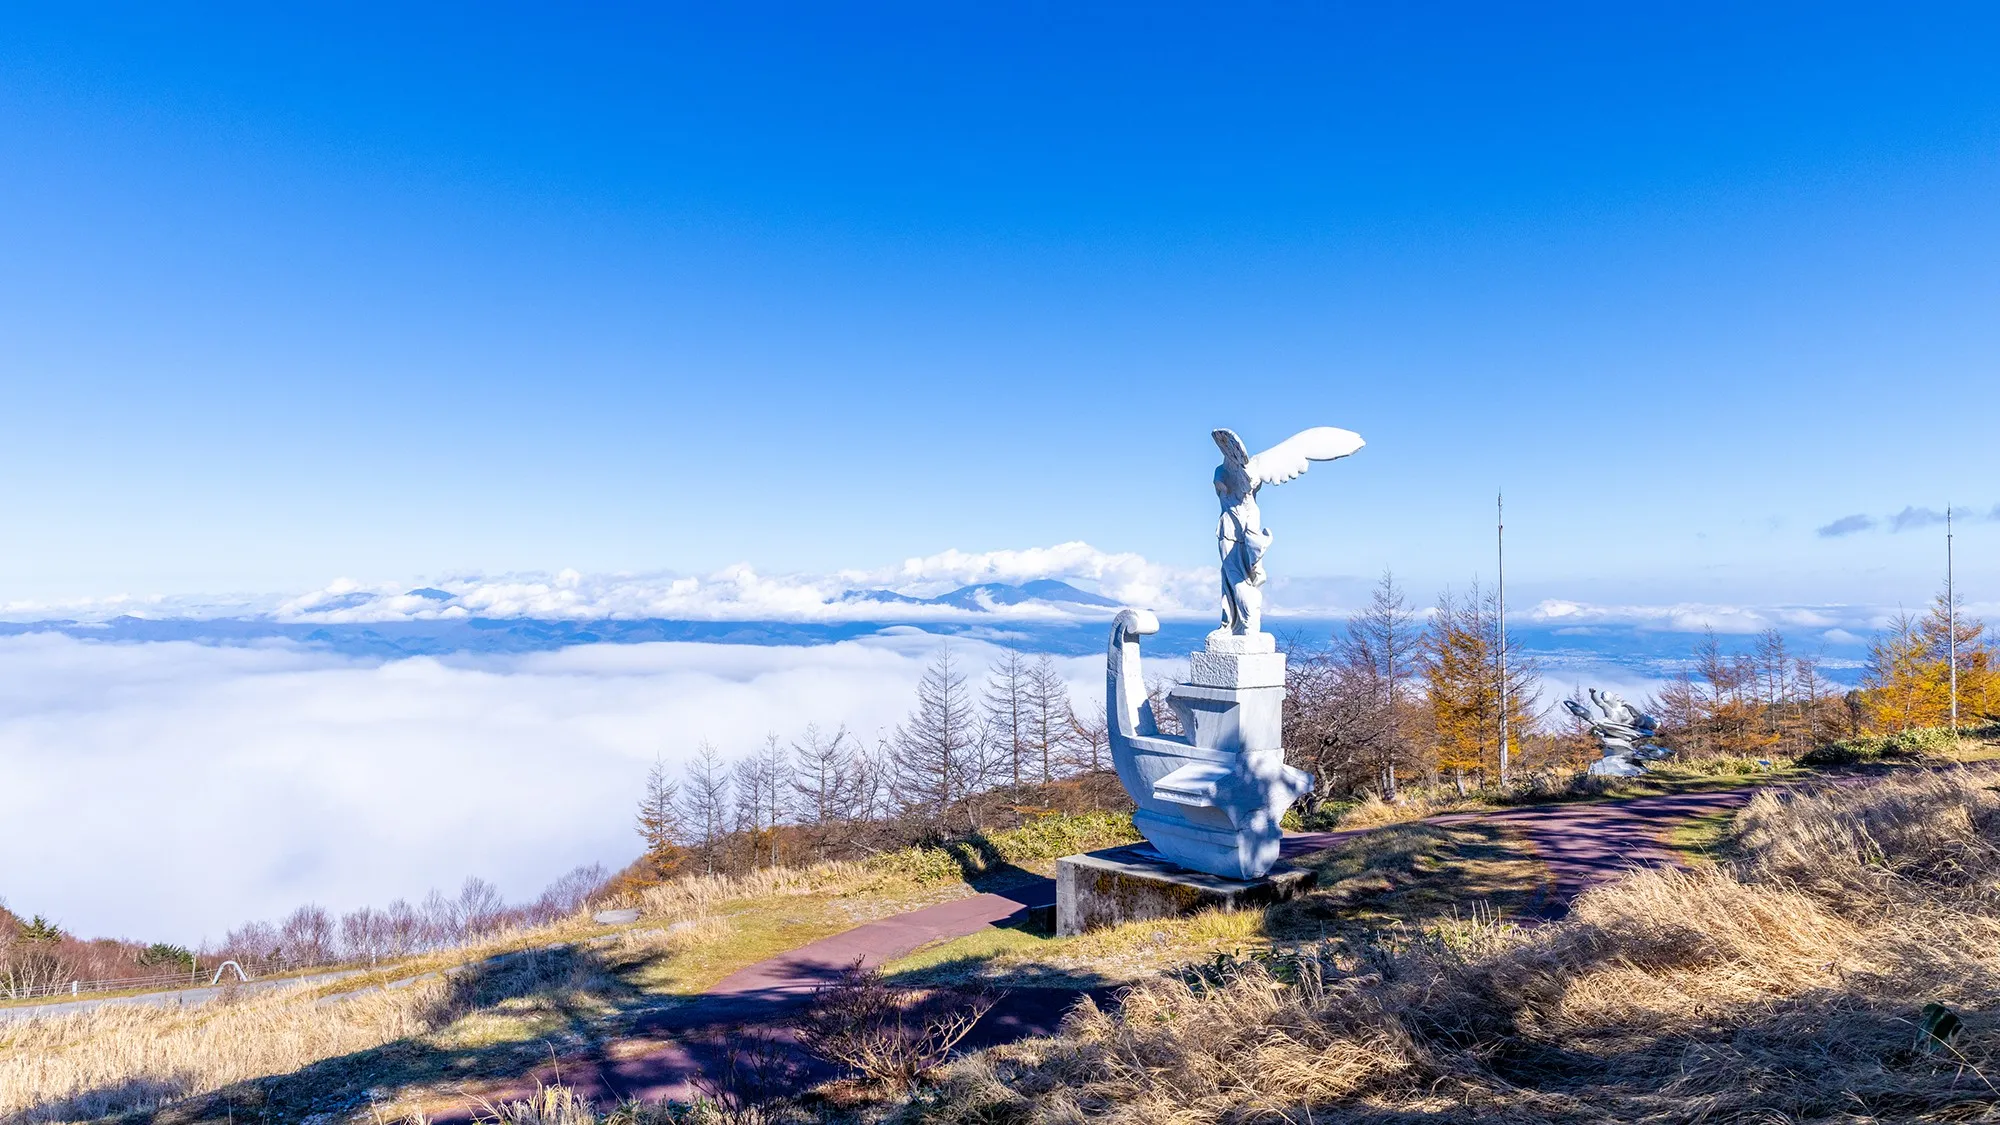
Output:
top-left (1859, 590), bottom-right (1997, 731)
top-left (1421, 581), bottom-right (1540, 793)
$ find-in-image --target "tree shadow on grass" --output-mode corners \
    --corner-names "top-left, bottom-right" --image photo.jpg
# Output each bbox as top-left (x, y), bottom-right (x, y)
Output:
top-left (70, 944), bottom-right (644, 1125)
top-left (1263, 821), bottom-right (1552, 950)
top-left (82, 917), bottom-right (1120, 1124)
top-left (936, 833), bottom-right (1047, 896)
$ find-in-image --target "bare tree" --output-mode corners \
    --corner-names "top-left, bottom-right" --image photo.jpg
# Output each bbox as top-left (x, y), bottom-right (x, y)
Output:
top-left (1069, 699), bottom-right (1110, 775)
top-left (1284, 640), bottom-right (1400, 804)
top-left (1024, 654), bottom-right (1077, 785)
top-left (793, 723), bottom-right (858, 859)
top-left (532, 863), bottom-right (609, 921)
top-left (1145, 673), bottom-right (1184, 737)
top-left (982, 649), bottom-right (1032, 790)
top-left (733, 735), bottom-right (794, 867)
top-left (383, 899), bottom-right (424, 957)
top-left (893, 646), bottom-right (980, 830)
top-left (0, 915), bottom-right (73, 998)
top-left (1337, 570), bottom-right (1420, 798)
top-left (279, 905), bottom-right (336, 966)
top-left (635, 755), bottom-right (683, 854)
top-left (755, 734), bottom-right (793, 831)
top-left (1793, 652), bottom-right (1835, 751)
top-left (681, 741), bottom-right (733, 875)
top-left (455, 877), bottom-right (507, 939)
top-left (1753, 628), bottom-right (1794, 748)
top-left (339, 907), bottom-right (386, 964)
top-left (421, 888), bottom-right (461, 947)
top-left (851, 738), bottom-right (894, 827)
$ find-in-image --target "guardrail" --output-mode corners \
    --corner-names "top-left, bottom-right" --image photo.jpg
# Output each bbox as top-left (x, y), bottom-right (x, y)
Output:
top-left (1, 956), bottom-right (324, 1003)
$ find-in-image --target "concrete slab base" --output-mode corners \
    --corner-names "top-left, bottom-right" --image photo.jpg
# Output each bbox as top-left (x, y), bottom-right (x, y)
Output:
top-left (1055, 843), bottom-right (1316, 936)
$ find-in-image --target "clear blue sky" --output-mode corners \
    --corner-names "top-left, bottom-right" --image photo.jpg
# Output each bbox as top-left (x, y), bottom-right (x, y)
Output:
top-left (3, 3), bottom-right (1996, 611)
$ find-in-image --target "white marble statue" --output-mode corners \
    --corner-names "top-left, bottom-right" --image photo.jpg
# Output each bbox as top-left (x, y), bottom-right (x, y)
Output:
top-left (1102, 425), bottom-right (1364, 881)
top-left (1564, 689), bottom-right (1667, 777)
top-left (1211, 427), bottom-right (1366, 639)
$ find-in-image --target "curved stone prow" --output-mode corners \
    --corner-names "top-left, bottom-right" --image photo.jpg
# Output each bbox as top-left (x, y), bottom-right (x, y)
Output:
top-left (1108, 608), bottom-right (1170, 745)
top-left (1105, 610), bottom-right (1312, 881)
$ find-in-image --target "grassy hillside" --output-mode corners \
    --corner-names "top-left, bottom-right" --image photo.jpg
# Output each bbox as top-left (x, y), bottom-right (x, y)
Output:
top-left (888, 767), bottom-right (2000, 1124)
top-left (0, 811), bottom-right (1140, 1123)
top-left (452, 760), bottom-right (1999, 1124)
top-left (10, 738), bottom-right (1996, 1123)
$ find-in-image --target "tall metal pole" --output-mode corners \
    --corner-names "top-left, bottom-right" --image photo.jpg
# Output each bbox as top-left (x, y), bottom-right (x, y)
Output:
top-left (1497, 491), bottom-right (1509, 785)
top-left (1949, 505), bottom-right (1958, 734)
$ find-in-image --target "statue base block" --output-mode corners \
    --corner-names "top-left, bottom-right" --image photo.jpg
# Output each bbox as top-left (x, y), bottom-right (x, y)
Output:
top-left (1587, 755), bottom-right (1649, 778)
top-left (1055, 843), bottom-right (1316, 937)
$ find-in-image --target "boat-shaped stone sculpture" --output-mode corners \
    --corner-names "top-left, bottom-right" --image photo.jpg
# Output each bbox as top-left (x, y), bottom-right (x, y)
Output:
top-left (1057, 426), bottom-right (1364, 932)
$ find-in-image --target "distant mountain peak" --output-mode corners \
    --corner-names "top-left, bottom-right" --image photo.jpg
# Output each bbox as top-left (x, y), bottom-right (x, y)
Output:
top-left (839, 579), bottom-right (1116, 612)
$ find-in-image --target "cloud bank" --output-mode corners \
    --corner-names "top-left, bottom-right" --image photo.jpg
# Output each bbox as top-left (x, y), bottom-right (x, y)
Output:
top-left (0, 543), bottom-right (1215, 627)
top-left (0, 632), bottom-right (1101, 944)
top-left (1528, 598), bottom-right (1866, 636)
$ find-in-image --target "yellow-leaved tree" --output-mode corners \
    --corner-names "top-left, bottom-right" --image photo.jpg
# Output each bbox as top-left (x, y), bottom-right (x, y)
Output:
top-left (1862, 592), bottom-right (1996, 730)
top-left (1421, 581), bottom-right (1540, 792)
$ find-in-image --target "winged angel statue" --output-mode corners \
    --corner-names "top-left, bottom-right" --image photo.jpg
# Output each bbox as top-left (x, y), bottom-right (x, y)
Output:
top-left (1211, 426), bottom-right (1366, 636)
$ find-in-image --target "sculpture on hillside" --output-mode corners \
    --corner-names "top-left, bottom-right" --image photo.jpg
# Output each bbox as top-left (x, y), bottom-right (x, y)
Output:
top-left (1211, 427), bottom-right (1367, 638)
top-left (1104, 426), bottom-right (1363, 881)
top-left (1564, 689), bottom-right (1667, 777)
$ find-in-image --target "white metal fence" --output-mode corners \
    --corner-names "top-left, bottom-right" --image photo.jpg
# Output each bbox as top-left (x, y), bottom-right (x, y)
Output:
top-left (0, 957), bottom-right (307, 1003)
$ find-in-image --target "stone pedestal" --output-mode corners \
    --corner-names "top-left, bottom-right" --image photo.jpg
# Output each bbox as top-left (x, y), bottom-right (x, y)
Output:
top-left (1055, 841), bottom-right (1316, 936)
top-left (1587, 755), bottom-right (1649, 777)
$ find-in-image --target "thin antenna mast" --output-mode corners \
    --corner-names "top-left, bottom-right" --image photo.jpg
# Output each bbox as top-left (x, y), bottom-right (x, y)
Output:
top-left (1950, 505), bottom-right (1958, 734)
top-left (1497, 491), bottom-right (1509, 785)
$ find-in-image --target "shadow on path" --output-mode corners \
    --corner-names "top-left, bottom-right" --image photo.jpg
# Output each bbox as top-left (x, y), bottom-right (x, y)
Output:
top-left (98, 787), bottom-right (1763, 1123)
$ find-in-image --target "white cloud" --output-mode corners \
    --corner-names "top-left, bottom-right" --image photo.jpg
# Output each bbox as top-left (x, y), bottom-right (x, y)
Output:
top-left (95, 542), bottom-right (1212, 627)
top-left (0, 632), bottom-right (1104, 945)
top-left (1527, 598), bottom-right (1868, 634)
top-left (858, 542), bottom-right (1209, 607)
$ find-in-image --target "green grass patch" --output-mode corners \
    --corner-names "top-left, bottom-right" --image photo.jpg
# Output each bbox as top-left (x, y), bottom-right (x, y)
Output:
top-left (1663, 808), bottom-right (1738, 864)
top-left (1275, 821), bottom-right (1549, 937)
top-left (869, 810), bottom-right (1141, 885)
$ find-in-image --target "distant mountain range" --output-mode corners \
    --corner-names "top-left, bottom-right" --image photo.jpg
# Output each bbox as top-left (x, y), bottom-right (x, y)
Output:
top-left (0, 577), bottom-right (1872, 685)
top-left (842, 579), bottom-right (1120, 611)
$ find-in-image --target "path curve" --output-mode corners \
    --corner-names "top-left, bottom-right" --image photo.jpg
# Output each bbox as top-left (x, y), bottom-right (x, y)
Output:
top-left (434, 785), bottom-right (1761, 1117)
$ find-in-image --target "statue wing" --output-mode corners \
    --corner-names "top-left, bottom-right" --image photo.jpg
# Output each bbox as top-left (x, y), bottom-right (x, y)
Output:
top-left (1246, 426), bottom-right (1365, 486)
top-left (1211, 428), bottom-right (1251, 469)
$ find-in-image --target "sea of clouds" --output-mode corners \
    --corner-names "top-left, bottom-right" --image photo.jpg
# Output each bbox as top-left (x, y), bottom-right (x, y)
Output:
top-left (0, 540), bottom-right (1931, 945)
top-left (0, 630), bottom-right (1103, 944)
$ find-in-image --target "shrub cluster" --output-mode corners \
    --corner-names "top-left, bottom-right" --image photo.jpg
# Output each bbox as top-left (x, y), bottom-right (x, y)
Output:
top-left (1799, 724), bottom-right (1961, 766)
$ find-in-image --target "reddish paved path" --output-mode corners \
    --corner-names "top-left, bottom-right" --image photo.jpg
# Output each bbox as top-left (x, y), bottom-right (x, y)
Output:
top-left (434, 786), bottom-right (1757, 1116)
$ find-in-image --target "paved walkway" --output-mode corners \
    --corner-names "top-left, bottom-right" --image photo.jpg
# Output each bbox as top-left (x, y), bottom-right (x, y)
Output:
top-left (433, 785), bottom-right (1759, 1116)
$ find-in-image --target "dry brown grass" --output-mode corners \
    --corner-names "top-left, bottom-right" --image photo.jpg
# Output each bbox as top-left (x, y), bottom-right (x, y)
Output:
top-left (0, 918), bottom-right (662, 1123)
top-left (633, 862), bottom-right (884, 925)
top-left (0, 977), bottom-right (448, 1122)
top-left (904, 768), bottom-right (2000, 1124)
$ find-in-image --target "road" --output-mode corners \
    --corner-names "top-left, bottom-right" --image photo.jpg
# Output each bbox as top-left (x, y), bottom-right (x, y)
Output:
top-left (0, 967), bottom-right (371, 1022)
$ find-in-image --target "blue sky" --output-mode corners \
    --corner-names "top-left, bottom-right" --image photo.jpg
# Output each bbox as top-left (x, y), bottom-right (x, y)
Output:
top-left (3, 2), bottom-right (1996, 613)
